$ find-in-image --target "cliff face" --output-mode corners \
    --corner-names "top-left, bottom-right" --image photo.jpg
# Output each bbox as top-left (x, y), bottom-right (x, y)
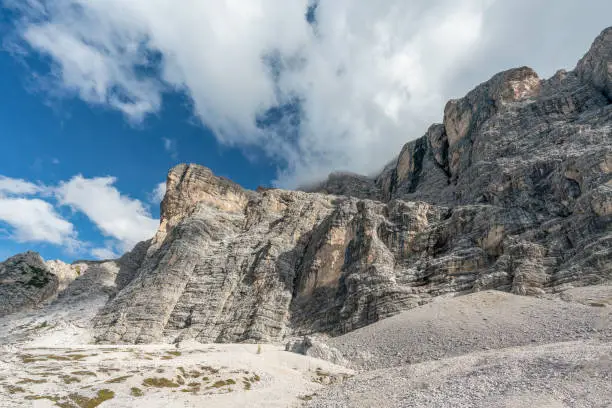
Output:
top-left (91, 27), bottom-right (612, 344)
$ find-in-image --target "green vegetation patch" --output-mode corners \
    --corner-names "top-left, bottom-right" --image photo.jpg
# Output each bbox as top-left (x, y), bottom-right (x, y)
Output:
top-left (105, 375), bottom-right (132, 384)
top-left (16, 378), bottom-right (47, 384)
top-left (24, 395), bottom-right (60, 402)
top-left (19, 354), bottom-right (47, 363)
top-left (68, 389), bottom-right (115, 408)
top-left (209, 378), bottom-right (236, 389)
top-left (60, 375), bottom-right (81, 384)
top-left (97, 367), bottom-right (121, 375)
top-left (5, 385), bottom-right (25, 394)
top-left (24, 265), bottom-right (51, 288)
top-left (20, 353), bottom-right (92, 363)
top-left (32, 321), bottom-right (48, 330)
top-left (71, 371), bottom-right (97, 377)
top-left (142, 377), bottom-right (180, 388)
top-left (166, 350), bottom-right (182, 356)
top-left (130, 387), bottom-right (144, 397)
top-left (201, 365), bottom-right (220, 374)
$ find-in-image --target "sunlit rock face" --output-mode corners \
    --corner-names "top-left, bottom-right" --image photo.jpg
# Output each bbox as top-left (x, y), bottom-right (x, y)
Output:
top-left (92, 27), bottom-right (611, 344)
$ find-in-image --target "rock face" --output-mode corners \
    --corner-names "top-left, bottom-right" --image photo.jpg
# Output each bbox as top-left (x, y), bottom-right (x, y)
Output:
top-left (0, 247), bottom-right (148, 318)
top-left (0, 252), bottom-right (60, 317)
top-left (88, 27), bottom-right (610, 344)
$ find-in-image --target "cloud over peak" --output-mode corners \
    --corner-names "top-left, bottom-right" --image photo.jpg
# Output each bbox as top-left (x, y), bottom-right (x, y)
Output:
top-left (6, 0), bottom-right (491, 187)
top-left (6, 0), bottom-right (612, 187)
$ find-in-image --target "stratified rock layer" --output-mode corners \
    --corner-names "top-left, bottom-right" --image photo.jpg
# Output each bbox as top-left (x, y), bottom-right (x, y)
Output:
top-left (94, 27), bottom-right (611, 344)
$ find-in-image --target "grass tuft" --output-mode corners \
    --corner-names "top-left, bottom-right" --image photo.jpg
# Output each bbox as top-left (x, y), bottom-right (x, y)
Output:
top-left (24, 395), bottom-right (60, 402)
top-left (105, 375), bottom-right (132, 384)
top-left (60, 375), bottom-right (81, 384)
top-left (5, 385), bottom-right (25, 394)
top-left (142, 377), bottom-right (180, 388)
top-left (68, 389), bottom-right (115, 408)
top-left (71, 371), bottom-right (97, 377)
top-left (16, 378), bottom-right (47, 384)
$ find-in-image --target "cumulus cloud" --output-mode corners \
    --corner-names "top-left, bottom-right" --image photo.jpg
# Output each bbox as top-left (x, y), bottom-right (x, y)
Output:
top-left (7, 0), bottom-right (612, 186)
top-left (55, 175), bottom-right (159, 252)
top-left (0, 196), bottom-right (76, 245)
top-left (0, 174), bottom-right (159, 259)
top-left (0, 175), bottom-right (43, 195)
top-left (90, 246), bottom-right (120, 260)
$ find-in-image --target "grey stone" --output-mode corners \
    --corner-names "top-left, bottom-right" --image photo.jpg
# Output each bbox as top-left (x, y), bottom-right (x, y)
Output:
top-left (0, 252), bottom-right (59, 316)
top-left (285, 335), bottom-right (347, 366)
top-left (93, 28), bottom-right (610, 344)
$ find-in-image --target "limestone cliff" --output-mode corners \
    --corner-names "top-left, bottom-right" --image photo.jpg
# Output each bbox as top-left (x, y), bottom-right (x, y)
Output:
top-left (91, 28), bottom-right (612, 343)
top-left (65, 28), bottom-right (612, 343)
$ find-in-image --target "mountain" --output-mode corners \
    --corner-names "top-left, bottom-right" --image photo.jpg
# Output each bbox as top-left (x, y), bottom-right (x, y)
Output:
top-left (2, 27), bottom-right (610, 347)
top-left (91, 27), bottom-right (611, 344)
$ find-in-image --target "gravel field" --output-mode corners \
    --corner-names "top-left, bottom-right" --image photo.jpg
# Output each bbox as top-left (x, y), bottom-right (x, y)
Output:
top-left (328, 290), bottom-right (611, 370)
top-left (306, 340), bottom-right (612, 408)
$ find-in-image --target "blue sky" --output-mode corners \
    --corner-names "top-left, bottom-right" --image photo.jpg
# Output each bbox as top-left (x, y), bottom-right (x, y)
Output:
top-left (0, 1), bottom-right (611, 262)
top-left (0, 8), bottom-right (277, 262)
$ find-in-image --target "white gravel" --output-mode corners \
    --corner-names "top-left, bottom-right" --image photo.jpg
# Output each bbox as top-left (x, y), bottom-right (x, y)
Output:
top-left (328, 290), bottom-right (611, 370)
top-left (304, 290), bottom-right (612, 408)
top-left (306, 340), bottom-right (612, 408)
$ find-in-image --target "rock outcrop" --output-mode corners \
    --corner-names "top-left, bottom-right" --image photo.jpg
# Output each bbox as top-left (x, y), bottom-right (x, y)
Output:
top-left (76, 27), bottom-right (612, 343)
top-left (0, 252), bottom-right (60, 316)
top-left (0, 246), bottom-right (148, 318)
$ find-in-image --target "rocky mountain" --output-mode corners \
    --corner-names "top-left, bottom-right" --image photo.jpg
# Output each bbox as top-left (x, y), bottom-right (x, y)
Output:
top-left (88, 27), bottom-right (611, 345)
top-left (2, 27), bottom-right (610, 346)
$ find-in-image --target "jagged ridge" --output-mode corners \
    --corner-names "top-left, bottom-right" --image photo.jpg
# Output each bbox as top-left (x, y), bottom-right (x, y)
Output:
top-left (16, 28), bottom-right (612, 345)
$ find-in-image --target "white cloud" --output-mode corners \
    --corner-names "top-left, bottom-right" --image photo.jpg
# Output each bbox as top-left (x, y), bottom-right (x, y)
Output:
top-left (55, 175), bottom-right (159, 251)
top-left (91, 246), bottom-right (120, 260)
top-left (0, 196), bottom-right (76, 245)
top-left (7, 0), bottom-right (612, 186)
top-left (0, 174), bottom-right (160, 259)
top-left (151, 182), bottom-right (166, 203)
top-left (162, 138), bottom-right (178, 160)
top-left (0, 175), bottom-right (43, 195)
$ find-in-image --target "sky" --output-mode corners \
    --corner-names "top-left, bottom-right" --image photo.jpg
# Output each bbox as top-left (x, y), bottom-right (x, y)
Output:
top-left (0, 0), bottom-right (610, 263)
